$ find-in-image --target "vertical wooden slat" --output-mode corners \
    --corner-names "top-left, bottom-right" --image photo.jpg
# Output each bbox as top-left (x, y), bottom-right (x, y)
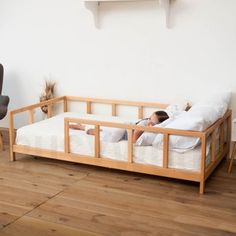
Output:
top-left (28, 109), bottom-right (35, 124)
top-left (127, 129), bottom-right (133, 163)
top-left (112, 104), bottom-right (116, 116)
top-left (0, 131), bottom-right (3, 151)
top-left (163, 133), bottom-right (169, 168)
top-left (138, 106), bottom-right (143, 119)
top-left (94, 125), bottom-right (100, 158)
top-left (220, 123), bottom-right (224, 153)
top-left (200, 134), bottom-right (207, 194)
top-left (210, 130), bottom-right (216, 162)
top-left (226, 115), bottom-right (232, 160)
top-left (9, 112), bottom-right (16, 161)
top-left (228, 142), bottom-right (236, 173)
top-left (64, 97), bottom-right (68, 112)
top-left (47, 104), bottom-right (52, 118)
top-left (64, 120), bottom-right (70, 153)
top-left (87, 101), bottom-right (92, 114)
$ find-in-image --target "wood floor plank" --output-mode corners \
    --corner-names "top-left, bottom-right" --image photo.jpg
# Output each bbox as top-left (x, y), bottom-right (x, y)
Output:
top-left (58, 180), bottom-right (236, 231)
top-left (62, 173), bottom-right (236, 215)
top-left (0, 146), bottom-right (236, 235)
top-left (0, 216), bottom-right (100, 236)
top-left (27, 195), bottom-right (235, 236)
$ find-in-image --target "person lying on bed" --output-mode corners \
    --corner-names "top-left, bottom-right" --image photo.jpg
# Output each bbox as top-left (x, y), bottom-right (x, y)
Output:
top-left (131, 110), bottom-right (169, 143)
top-left (69, 110), bottom-right (169, 143)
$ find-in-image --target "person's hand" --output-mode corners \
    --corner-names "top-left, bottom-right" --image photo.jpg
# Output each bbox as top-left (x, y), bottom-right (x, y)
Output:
top-left (69, 124), bottom-right (77, 129)
top-left (69, 123), bottom-right (83, 130)
top-left (86, 129), bottom-right (95, 135)
top-left (147, 120), bottom-right (155, 126)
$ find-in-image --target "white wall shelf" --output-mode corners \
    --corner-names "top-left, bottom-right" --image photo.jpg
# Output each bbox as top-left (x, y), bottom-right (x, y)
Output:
top-left (84, 0), bottom-right (171, 28)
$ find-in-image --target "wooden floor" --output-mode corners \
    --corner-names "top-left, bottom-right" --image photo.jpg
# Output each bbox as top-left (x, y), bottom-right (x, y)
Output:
top-left (0, 146), bottom-right (236, 236)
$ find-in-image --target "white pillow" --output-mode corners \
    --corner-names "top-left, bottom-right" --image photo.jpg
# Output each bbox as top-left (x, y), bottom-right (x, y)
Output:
top-left (166, 104), bottom-right (186, 118)
top-left (152, 97), bottom-right (228, 152)
top-left (188, 103), bottom-right (227, 125)
top-left (197, 91), bottom-right (231, 108)
top-left (136, 118), bottom-right (173, 146)
top-left (152, 112), bottom-right (205, 151)
top-left (152, 93), bottom-right (229, 152)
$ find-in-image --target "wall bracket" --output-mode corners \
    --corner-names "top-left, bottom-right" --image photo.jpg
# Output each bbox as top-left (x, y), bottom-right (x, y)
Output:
top-left (84, 0), bottom-right (171, 28)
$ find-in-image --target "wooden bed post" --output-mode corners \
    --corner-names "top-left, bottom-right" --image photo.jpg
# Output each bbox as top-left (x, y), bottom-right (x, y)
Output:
top-left (64, 96), bottom-right (68, 113)
top-left (163, 133), bottom-right (169, 168)
top-left (226, 113), bottom-right (232, 160)
top-left (94, 125), bottom-right (100, 158)
top-left (64, 119), bottom-right (70, 153)
top-left (0, 131), bottom-right (3, 151)
top-left (87, 101), bottom-right (92, 114)
top-left (127, 129), bottom-right (133, 163)
top-left (138, 106), bottom-right (143, 119)
top-left (200, 134), bottom-right (207, 194)
top-left (210, 130), bottom-right (216, 163)
top-left (28, 109), bottom-right (35, 124)
top-left (112, 104), bottom-right (116, 116)
top-left (9, 111), bottom-right (16, 161)
top-left (47, 104), bottom-right (53, 118)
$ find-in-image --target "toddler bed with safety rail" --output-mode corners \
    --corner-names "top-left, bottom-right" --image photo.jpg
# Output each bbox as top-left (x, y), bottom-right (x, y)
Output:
top-left (9, 96), bottom-right (232, 194)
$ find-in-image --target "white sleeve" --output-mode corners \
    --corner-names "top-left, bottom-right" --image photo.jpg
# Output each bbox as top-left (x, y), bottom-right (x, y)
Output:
top-left (136, 119), bottom-right (148, 126)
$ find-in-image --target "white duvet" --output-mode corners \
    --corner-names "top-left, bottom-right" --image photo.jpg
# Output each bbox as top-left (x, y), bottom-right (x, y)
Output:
top-left (16, 112), bottom-right (211, 172)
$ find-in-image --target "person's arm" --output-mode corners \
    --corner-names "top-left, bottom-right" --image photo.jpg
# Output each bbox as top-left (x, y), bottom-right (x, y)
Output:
top-left (132, 130), bottom-right (144, 143)
top-left (185, 102), bottom-right (192, 111)
top-left (69, 123), bottom-right (85, 130)
top-left (132, 120), bottom-right (154, 143)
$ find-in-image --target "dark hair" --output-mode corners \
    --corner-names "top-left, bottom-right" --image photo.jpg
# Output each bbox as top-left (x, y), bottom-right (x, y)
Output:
top-left (154, 110), bottom-right (169, 123)
top-left (135, 110), bottom-right (169, 125)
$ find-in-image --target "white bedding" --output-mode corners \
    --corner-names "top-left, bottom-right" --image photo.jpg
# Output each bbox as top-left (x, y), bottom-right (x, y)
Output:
top-left (16, 112), bottom-right (211, 172)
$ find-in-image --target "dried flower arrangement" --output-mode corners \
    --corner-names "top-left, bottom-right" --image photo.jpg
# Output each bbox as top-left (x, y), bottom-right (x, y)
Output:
top-left (40, 81), bottom-right (56, 114)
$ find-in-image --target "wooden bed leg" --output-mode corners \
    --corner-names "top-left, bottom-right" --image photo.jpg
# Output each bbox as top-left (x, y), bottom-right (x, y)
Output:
top-left (9, 112), bottom-right (16, 161)
top-left (10, 151), bottom-right (16, 162)
top-left (200, 134), bottom-right (206, 194)
top-left (226, 115), bottom-right (232, 161)
top-left (200, 180), bottom-right (205, 194)
top-left (228, 142), bottom-right (236, 173)
top-left (0, 131), bottom-right (4, 151)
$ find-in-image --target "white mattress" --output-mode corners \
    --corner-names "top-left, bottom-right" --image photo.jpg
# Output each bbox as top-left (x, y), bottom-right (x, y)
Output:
top-left (16, 112), bottom-right (211, 172)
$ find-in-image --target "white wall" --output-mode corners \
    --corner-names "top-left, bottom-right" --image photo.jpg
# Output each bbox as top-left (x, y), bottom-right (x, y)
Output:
top-left (0, 0), bottom-right (236, 128)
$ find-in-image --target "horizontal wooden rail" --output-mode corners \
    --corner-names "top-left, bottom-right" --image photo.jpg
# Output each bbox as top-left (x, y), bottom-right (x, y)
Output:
top-left (13, 144), bottom-right (201, 182)
top-left (10, 96), bottom-right (65, 115)
top-left (66, 96), bottom-right (169, 109)
top-left (64, 117), bottom-right (205, 137)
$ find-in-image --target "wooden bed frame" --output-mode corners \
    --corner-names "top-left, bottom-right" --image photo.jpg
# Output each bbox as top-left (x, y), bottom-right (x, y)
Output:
top-left (9, 96), bottom-right (232, 194)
